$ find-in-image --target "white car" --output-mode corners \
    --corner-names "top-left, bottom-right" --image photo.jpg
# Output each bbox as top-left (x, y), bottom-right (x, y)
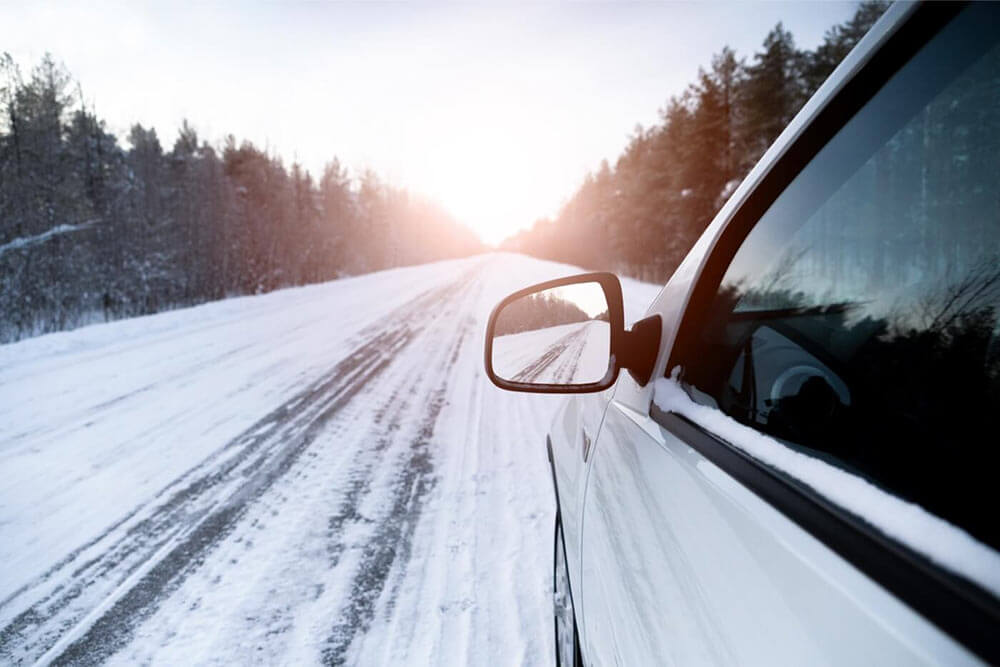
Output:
top-left (485, 2), bottom-right (1000, 664)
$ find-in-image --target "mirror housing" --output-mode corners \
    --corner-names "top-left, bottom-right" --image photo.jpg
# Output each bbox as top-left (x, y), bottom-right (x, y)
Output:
top-left (484, 272), bottom-right (661, 393)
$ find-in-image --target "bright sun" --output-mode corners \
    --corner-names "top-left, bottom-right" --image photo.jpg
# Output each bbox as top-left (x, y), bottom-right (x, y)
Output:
top-left (384, 89), bottom-right (574, 247)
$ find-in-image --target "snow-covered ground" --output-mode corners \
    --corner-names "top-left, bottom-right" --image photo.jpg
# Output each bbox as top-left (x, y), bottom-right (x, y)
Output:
top-left (0, 253), bottom-right (661, 665)
top-left (492, 321), bottom-right (611, 385)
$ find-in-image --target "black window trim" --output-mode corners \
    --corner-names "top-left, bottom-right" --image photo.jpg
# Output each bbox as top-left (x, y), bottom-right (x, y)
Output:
top-left (658, 2), bottom-right (1000, 662)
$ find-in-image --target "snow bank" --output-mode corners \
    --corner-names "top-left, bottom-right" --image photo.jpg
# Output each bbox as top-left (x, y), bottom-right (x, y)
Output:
top-left (0, 221), bottom-right (95, 257)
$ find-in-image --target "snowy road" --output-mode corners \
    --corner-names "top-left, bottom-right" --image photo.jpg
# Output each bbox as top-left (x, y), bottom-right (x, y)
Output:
top-left (0, 254), bottom-right (659, 665)
top-left (503, 322), bottom-right (610, 385)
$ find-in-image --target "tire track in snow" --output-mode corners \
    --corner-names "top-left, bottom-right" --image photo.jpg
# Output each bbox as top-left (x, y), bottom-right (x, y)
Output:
top-left (0, 270), bottom-right (479, 666)
top-left (320, 389), bottom-right (445, 665)
top-left (120, 279), bottom-right (480, 664)
top-left (319, 281), bottom-right (483, 665)
top-left (511, 323), bottom-right (591, 384)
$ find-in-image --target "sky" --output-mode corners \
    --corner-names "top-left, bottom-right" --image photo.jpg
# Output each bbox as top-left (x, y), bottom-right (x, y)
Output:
top-left (1, 1), bottom-right (857, 244)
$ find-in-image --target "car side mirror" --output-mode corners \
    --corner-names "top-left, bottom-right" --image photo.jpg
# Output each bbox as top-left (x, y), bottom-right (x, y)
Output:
top-left (484, 272), bottom-right (661, 393)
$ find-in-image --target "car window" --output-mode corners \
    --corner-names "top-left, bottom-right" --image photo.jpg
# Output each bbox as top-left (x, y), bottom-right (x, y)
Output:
top-left (680, 4), bottom-right (1000, 553)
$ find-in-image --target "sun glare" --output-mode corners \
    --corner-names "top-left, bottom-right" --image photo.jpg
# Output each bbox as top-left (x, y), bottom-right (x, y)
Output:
top-left (397, 105), bottom-right (565, 247)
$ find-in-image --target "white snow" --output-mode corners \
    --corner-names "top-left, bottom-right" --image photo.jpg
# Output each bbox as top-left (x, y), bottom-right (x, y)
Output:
top-left (0, 252), bottom-right (660, 665)
top-left (0, 221), bottom-right (95, 257)
top-left (492, 321), bottom-right (611, 385)
top-left (653, 375), bottom-right (1000, 598)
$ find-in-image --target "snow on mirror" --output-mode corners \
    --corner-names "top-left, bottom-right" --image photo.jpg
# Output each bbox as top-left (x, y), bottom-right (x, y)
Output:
top-left (491, 282), bottom-right (611, 385)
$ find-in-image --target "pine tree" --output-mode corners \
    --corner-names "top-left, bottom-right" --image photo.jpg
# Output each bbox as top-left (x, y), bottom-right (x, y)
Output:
top-left (740, 23), bottom-right (804, 164)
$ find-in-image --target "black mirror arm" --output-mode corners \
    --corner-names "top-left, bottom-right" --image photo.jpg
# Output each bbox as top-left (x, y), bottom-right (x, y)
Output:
top-left (620, 314), bottom-right (662, 386)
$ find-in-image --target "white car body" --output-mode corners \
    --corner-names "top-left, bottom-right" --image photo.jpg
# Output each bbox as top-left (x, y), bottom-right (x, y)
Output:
top-left (539, 2), bottom-right (999, 664)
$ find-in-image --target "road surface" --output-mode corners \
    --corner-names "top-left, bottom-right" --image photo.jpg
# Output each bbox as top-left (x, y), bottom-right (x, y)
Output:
top-left (0, 254), bottom-right (659, 665)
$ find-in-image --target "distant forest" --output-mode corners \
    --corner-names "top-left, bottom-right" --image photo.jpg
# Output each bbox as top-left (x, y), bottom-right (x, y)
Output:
top-left (0, 56), bottom-right (482, 343)
top-left (503, 1), bottom-right (889, 283)
top-left (1, 3), bottom-right (886, 344)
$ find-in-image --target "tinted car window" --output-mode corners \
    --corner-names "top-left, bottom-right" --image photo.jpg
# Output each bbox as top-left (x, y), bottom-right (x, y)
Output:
top-left (682, 5), bottom-right (1000, 552)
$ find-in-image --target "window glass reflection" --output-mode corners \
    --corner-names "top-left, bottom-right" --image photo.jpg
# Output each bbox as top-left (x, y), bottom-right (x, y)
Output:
top-left (492, 283), bottom-right (611, 385)
top-left (686, 6), bottom-right (1000, 551)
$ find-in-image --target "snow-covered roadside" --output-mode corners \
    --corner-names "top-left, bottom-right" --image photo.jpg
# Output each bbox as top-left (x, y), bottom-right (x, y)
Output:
top-left (0, 252), bottom-right (662, 665)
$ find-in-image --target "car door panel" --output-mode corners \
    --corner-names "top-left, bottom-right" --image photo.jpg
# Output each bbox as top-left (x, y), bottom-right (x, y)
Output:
top-left (580, 399), bottom-right (977, 665)
top-left (578, 5), bottom-right (1000, 664)
top-left (549, 390), bottom-right (614, 597)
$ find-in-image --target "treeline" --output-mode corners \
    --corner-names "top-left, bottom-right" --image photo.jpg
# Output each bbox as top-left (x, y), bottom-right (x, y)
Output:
top-left (503, 1), bottom-right (888, 283)
top-left (494, 293), bottom-right (592, 336)
top-left (0, 54), bottom-right (481, 343)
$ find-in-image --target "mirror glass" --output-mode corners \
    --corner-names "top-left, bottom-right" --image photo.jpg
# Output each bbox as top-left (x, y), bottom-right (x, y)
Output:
top-left (491, 281), bottom-right (611, 385)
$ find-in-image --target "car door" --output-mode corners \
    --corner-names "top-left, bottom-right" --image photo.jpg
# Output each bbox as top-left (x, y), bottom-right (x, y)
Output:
top-left (550, 388), bottom-right (616, 592)
top-left (581, 3), bottom-right (1000, 664)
